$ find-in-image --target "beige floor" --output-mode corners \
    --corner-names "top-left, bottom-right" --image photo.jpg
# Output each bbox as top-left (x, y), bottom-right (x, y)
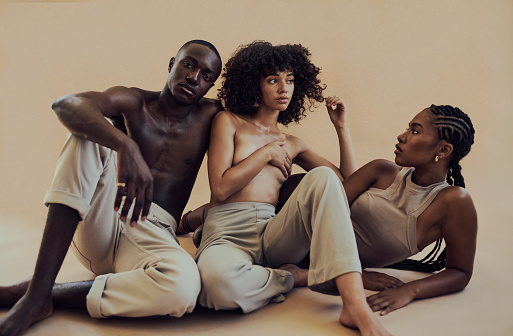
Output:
top-left (1, 193), bottom-right (512, 336)
top-left (1, 1), bottom-right (513, 335)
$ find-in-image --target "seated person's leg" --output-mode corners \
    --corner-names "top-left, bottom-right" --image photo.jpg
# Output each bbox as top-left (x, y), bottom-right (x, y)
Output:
top-left (89, 206), bottom-right (200, 318)
top-left (0, 135), bottom-right (114, 334)
top-left (197, 244), bottom-right (293, 313)
top-left (263, 166), bottom-right (361, 294)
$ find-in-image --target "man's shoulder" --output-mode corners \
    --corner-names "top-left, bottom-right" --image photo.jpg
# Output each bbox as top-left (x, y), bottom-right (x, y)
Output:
top-left (100, 86), bottom-right (149, 112)
top-left (196, 97), bottom-right (223, 115)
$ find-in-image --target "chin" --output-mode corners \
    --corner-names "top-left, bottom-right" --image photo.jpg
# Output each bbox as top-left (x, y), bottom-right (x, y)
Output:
top-left (394, 156), bottom-right (405, 167)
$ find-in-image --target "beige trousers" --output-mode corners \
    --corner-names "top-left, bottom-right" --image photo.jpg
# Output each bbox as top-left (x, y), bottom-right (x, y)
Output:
top-left (196, 166), bottom-right (362, 313)
top-left (43, 135), bottom-right (200, 318)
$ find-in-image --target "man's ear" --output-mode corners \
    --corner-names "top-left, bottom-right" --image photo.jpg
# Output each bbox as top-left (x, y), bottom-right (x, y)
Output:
top-left (437, 141), bottom-right (453, 159)
top-left (168, 57), bottom-right (175, 73)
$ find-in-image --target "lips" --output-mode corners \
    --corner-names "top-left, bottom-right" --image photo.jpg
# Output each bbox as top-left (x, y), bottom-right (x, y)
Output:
top-left (394, 144), bottom-right (402, 154)
top-left (277, 97), bottom-right (289, 104)
top-left (179, 83), bottom-right (197, 96)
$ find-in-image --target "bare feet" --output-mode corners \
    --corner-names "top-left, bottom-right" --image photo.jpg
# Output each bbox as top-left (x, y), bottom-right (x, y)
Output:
top-left (0, 293), bottom-right (54, 336)
top-left (279, 264), bottom-right (308, 287)
top-left (0, 280), bottom-right (31, 308)
top-left (339, 303), bottom-right (392, 336)
top-left (0, 272), bottom-right (58, 336)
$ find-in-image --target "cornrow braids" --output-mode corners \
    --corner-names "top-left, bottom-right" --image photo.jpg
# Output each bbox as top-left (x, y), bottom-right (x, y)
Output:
top-left (386, 104), bottom-right (475, 273)
top-left (430, 104), bottom-right (475, 188)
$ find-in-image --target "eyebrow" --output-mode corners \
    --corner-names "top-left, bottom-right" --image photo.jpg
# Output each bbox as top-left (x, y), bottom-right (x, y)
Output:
top-left (410, 122), bottom-right (423, 128)
top-left (183, 56), bottom-right (216, 74)
top-left (265, 71), bottom-right (294, 77)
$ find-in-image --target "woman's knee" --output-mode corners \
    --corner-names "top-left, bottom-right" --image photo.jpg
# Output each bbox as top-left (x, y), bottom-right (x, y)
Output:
top-left (198, 257), bottom-right (252, 310)
top-left (302, 166), bottom-right (341, 194)
top-left (306, 166), bottom-right (339, 183)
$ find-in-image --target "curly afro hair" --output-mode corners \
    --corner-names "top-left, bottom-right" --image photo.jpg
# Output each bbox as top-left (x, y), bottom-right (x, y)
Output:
top-left (218, 41), bottom-right (326, 125)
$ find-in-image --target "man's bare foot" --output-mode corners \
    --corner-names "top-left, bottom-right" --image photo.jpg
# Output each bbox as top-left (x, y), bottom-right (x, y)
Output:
top-left (0, 294), bottom-right (54, 336)
top-left (279, 264), bottom-right (308, 287)
top-left (339, 303), bottom-right (392, 336)
top-left (0, 279), bottom-right (31, 308)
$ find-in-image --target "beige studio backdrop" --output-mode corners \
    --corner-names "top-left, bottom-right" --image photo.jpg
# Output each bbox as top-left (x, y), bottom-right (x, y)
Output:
top-left (0, 0), bottom-right (512, 335)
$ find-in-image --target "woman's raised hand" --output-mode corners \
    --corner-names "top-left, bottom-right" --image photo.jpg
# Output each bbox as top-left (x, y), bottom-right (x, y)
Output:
top-left (325, 95), bottom-right (348, 129)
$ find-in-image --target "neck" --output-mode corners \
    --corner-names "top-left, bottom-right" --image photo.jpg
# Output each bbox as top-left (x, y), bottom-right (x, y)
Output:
top-left (252, 106), bottom-right (280, 128)
top-left (411, 164), bottom-right (448, 187)
top-left (158, 85), bottom-right (195, 120)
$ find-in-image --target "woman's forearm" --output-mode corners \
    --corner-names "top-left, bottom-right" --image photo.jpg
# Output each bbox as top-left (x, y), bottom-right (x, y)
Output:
top-left (336, 125), bottom-right (357, 178)
top-left (406, 268), bottom-right (472, 299)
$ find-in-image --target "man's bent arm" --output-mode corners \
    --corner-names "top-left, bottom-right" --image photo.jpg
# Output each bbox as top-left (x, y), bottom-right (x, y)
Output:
top-left (52, 88), bottom-right (153, 225)
top-left (52, 88), bottom-right (139, 152)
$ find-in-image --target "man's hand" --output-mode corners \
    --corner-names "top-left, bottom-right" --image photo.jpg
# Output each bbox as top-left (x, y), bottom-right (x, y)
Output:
top-left (114, 140), bottom-right (153, 227)
top-left (362, 270), bottom-right (404, 291)
top-left (266, 140), bottom-right (292, 178)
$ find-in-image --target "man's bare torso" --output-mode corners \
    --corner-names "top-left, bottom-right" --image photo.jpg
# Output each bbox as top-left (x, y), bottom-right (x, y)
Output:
top-left (124, 89), bottom-right (220, 221)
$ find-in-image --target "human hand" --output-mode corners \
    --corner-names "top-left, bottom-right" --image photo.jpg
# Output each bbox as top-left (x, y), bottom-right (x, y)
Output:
top-left (114, 140), bottom-right (153, 227)
top-left (325, 95), bottom-right (347, 129)
top-left (266, 140), bottom-right (292, 178)
top-left (367, 284), bottom-right (416, 316)
top-left (362, 270), bottom-right (404, 291)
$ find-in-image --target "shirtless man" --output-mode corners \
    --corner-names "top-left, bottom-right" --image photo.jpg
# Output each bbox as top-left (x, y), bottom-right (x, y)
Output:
top-left (0, 40), bottom-right (222, 336)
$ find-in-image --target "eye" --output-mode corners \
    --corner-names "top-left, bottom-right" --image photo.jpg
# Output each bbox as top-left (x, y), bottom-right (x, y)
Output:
top-left (268, 78), bottom-right (277, 84)
top-left (287, 79), bottom-right (294, 84)
top-left (203, 74), bottom-right (211, 81)
top-left (183, 62), bottom-right (192, 69)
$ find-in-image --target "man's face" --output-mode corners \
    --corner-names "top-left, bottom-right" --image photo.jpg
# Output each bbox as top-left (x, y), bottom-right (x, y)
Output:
top-left (167, 43), bottom-right (222, 105)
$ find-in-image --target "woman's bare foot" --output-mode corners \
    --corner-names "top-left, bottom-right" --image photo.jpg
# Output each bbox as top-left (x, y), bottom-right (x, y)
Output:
top-left (279, 263), bottom-right (308, 287)
top-left (0, 294), bottom-right (54, 336)
top-left (0, 279), bottom-right (32, 308)
top-left (339, 302), bottom-right (392, 336)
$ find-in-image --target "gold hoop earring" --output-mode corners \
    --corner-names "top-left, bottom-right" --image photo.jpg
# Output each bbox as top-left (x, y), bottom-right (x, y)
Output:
top-left (435, 155), bottom-right (442, 162)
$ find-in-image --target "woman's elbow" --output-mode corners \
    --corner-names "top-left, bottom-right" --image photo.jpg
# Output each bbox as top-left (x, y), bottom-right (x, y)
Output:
top-left (449, 268), bottom-right (473, 292)
top-left (211, 186), bottom-right (229, 203)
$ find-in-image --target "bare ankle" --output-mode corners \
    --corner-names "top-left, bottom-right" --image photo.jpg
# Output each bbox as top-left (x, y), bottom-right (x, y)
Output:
top-left (279, 263), bottom-right (308, 287)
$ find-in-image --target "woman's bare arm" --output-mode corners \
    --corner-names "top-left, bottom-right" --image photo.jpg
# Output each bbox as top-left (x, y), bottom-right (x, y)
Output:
top-left (294, 96), bottom-right (357, 179)
top-left (208, 111), bottom-right (291, 202)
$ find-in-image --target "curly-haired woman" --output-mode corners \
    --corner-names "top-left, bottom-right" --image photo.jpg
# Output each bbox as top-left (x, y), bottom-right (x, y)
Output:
top-left (195, 41), bottom-right (390, 335)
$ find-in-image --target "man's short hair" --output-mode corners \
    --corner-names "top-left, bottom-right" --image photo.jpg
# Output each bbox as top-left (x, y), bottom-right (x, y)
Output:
top-left (180, 39), bottom-right (221, 64)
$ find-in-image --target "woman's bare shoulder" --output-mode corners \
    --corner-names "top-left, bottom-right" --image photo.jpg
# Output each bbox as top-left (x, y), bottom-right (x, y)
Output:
top-left (436, 185), bottom-right (474, 206)
top-left (212, 110), bottom-right (240, 126)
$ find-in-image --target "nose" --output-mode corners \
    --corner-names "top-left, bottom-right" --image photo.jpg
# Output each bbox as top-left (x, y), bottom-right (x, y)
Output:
top-left (187, 69), bottom-right (200, 84)
top-left (397, 130), bottom-right (407, 143)
top-left (278, 81), bottom-right (288, 93)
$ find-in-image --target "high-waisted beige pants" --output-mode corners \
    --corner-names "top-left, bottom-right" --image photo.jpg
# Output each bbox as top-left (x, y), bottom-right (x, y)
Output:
top-left (196, 166), bottom-right (362, 313)
top-left (44, 135), bottom-right (200, 318)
